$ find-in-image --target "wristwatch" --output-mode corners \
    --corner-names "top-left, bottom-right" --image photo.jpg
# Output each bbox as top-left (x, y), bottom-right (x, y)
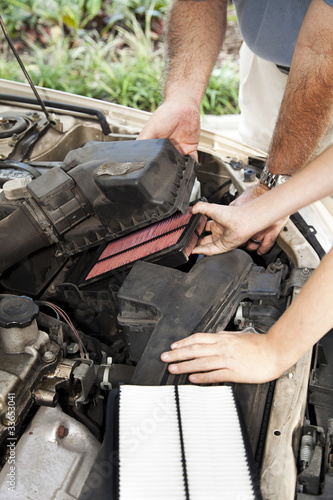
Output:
top-left (259, 165), bottom-right (290, 189)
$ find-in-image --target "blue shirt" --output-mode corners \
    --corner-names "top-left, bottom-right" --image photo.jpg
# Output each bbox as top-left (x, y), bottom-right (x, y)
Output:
top-left (234, 0), bottom-right (333, 67)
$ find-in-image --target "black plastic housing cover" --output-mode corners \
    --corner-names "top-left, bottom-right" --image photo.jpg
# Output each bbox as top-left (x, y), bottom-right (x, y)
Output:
top-left (66, 139), bottom-right (198, 239)
top-left (117, 250), bottom-right (282, 370)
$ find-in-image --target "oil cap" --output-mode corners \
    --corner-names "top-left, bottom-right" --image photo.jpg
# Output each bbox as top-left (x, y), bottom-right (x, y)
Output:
top-left (0, 295), bottom-right (39, 328)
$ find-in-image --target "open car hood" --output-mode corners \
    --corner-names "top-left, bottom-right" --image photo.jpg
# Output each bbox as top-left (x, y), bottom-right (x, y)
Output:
top-left (0, 79), bottom-right (333, 500)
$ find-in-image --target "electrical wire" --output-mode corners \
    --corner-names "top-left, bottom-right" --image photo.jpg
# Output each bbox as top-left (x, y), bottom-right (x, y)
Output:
top-left (37, 301), bottom-right (88, 358)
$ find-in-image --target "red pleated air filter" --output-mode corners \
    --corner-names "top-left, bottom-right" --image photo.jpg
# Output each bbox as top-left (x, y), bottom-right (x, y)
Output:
top-left (85, 211), bottom-right (207, 281)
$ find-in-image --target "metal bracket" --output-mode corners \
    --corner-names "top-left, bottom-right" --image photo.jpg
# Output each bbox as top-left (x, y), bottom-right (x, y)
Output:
top-left (283, 267), bottom-right (314, 296)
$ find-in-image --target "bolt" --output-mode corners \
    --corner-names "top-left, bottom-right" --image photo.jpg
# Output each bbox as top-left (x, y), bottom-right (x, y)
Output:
top-left (31, 112), bottom-right (40, 122)
top-left (1, 412), bottom-right (18, 427)
top-left (273, 258), bottom-right (285, 270)
top-left (42, 351), bottom-right (56, 363)
top-left (9, 133), bottom-right (20, 146)
top-left (302, 268), bottom-right (310, 276)
top-left (0, 118), bottom-right (11, 130)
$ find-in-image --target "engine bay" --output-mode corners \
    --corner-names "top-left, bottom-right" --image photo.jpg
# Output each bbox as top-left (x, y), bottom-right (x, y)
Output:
top-left (0, 82), bottom-right (332, 499)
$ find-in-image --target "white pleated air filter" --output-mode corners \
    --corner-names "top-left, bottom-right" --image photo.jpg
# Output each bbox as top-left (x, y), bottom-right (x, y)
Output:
top-left (118, 385), bottom-right (261, 500)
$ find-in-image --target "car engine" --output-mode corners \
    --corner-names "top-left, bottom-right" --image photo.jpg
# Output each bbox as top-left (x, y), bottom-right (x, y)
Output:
top-left (0, 83), bottom-right (332, 500)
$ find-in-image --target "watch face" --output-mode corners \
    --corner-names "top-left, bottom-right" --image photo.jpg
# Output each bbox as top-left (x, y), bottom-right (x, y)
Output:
top-left (276, 175), bottom-right (290, 187)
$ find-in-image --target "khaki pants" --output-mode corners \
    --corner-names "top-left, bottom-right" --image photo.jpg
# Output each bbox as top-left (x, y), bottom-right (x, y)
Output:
top-left (237, 42), bottom-right (333, 155)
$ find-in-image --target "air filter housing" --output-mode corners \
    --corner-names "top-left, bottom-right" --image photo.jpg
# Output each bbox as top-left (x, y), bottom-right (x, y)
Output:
top-left (66, 138), bottom-right (199, 238)
top-left (0, 139), bottom-right (199, 272)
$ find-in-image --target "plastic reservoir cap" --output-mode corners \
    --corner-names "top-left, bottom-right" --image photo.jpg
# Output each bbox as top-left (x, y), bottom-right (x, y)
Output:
top-left (0, 295), bottom-right (39, 328)
top-left (3, 176), bottom-right (32, 200)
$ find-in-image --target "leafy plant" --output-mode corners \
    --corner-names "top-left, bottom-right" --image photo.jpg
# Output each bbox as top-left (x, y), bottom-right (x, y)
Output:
top-left (201, 63), bottom-right (240, 115)
top-left (0, 0), bottom-right (240, 115)
top-left (1, 0), bottom-right (102, 32)
top-left (103, 0), bottom-right (170, 30)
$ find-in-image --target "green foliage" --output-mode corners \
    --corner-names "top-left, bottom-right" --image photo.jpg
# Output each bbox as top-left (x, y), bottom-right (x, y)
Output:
top-left (0, 1), bottom-right (34, 37)
top-left (202, 63), bottom-right (239, 116)
top-left (0, 15), bottom-right (164, 110)
top-left (0, 0), bottom-right (239, 115)
top-left (1, 0), bottom-right (169, 33)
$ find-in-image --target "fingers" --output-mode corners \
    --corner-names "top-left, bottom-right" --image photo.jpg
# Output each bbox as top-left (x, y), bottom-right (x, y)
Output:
top-left (172, 141), bottom-right (198, 161)
top-left (161, 333), bottom-right (217, 361)
top-left (189, 369), bottom-right (234, 384)
top-left (167, 355), bottom-right (225, 376)
top-left (257, 231), bottom-right (279, 255)
top-left (171, 332), bottom-right (217, 349)
top-left (137, 122), bottom-right (155, 141)
top-left (161, 334), bottom-right (232, 379)
top-left (137, 98), bottom-right (201, 161)
top-left (245, 229), bottom-right (266, 252)
top-left (161, 341), bottom-right (218, 365)
top-left (245, 218), bottom-right (288, 254)
top-left (192, 241), bottom-right (226, 256)
top-left (257, 220), bottom-right (288, 254)
top-left (205, 220), bottom-right (215, 232)
top-left (160, 330), bottom-right (279, 384)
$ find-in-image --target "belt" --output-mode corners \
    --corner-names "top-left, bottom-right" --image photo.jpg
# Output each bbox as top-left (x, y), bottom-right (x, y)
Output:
top-left (276, 64), bottom-right (290, 75)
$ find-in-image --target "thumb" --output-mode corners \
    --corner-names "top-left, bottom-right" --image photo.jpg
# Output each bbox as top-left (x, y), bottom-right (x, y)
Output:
top-left (191, 202), bottom-right (229, 226)
top-left (191, 201), bottom-right (218, 217)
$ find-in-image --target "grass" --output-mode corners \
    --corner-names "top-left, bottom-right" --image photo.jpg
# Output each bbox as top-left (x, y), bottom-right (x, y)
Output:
top-left (0, 0), bottom-right (239, 115)
top-left (203, 64), bottom-right (239, 115)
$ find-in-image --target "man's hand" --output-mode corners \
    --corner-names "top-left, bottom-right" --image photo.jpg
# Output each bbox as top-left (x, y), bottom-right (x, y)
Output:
top-left (137, 96), bottom-right (201, 160)
top-left (160, 331), bottom-right (282, 384)
top-left (231, 184), bottom-right (288, 254)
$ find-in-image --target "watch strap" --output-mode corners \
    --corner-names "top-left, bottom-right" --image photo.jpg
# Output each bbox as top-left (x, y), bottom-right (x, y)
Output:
top-left (260, 165), bottom-right (290, 189)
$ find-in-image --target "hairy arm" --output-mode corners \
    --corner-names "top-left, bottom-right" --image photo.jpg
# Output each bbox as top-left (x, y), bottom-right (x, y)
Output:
top-left (165, 0), bottom-right (227, 103)
top-left (267, 0), bottom-right (333, 176)
top-left (233, 0), bottom-right (333, 251)
top-left (138, 0), bottom-right (228, 157)
top-left (161, 247), bottom-right (333, 384)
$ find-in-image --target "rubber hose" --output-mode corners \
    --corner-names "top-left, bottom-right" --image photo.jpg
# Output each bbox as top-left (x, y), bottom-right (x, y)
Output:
top-left (0, 207), bottom-right (50, 273)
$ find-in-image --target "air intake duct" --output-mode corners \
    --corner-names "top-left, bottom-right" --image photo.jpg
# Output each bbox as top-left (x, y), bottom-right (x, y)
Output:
top-left (0, 206), bottom-right (50, 273)
top-left (0, 139), bottom-right (198, 273)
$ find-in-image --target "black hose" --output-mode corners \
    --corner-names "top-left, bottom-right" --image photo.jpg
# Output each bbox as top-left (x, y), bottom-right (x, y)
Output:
top-left (0, 207), bottom-right (50, 273)
top-left (207, 179), bottom-right (232, 201)
top-left (71, 405), bottom-right (102, 441)
top-left (0, 94), bottom-right (112, 136)
top-left (0, 160), bottom-right (42, 178)
top-left (96, 364), bottom-right (135, 386)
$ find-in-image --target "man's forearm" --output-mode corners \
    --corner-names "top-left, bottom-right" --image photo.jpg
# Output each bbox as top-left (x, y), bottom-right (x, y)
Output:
top-left (267, 0), bottom-right (333, 176)
top-left (165, 0), bottom-right (228, 104)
